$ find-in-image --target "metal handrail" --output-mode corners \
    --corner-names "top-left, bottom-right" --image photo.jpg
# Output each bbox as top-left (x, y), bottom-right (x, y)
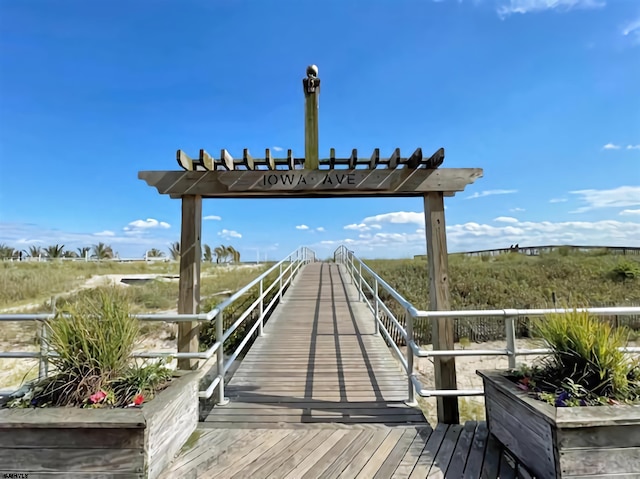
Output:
top-left (334, 244), bottom-right (640, 400)
top-left (0, 246), bottom-right (316, 402)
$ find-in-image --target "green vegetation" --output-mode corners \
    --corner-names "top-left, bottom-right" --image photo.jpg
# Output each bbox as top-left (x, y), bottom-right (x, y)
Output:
top-left (6, 289), bottom-right (173, 408)
top-left (511, 309), bottom-right (640, 407)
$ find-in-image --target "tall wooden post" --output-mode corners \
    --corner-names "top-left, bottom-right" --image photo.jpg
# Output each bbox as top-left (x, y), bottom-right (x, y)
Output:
top-left (177, 195), bottom-right (202, 371)
top-left (424, 192), bottom-right (459, 424)
top-left (303, 64), bottom-right (320, 170)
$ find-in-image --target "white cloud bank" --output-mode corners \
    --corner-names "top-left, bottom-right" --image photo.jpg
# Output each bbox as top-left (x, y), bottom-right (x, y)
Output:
top-left (497, 0), bottom-right (605, 18)
top-left (466, 189), bottom-right (518, 200)
top-left (570, 186), bottom-right (640, 213)
top-left (362, 212), bottom-right (424, 225)
top-left (620, 209), bottom-right (640, 216)
top-left (124, 218), bottom-right (170, 231)
top-left (204, 215), bottom-right (222, 221)
top-left (296, 225), bottom-right (309, 230)
top-left (603, 143), bottom-right (621, 150)
top-left (218, 229), bottom-right (242, 239)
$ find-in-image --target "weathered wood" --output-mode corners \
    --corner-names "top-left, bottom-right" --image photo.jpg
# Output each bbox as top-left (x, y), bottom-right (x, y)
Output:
top-left (0, 408), bottom-right (146, 429)
top-left (242, 148), bottom-right (255, 170)
top-left (265, 148), bottom-right (275, 170)
top-left (176, 150), bottom-right (194, 171)
top-left (0, 448), bottom-right (144, 472)
top-left (138, 168), bottom-right (483, 199)
top-left (287, 148), bottom-right (295, 170)
top-left (409, 423), bottom-right (448, 478)
top-left (0, 428), bottom-right (144, 448)
top-left (329, 148), bottom-right (336, 169)
top-left (349, 148), bottom-right (358, 169)
top-left (446, 421), bottom-right (477, 478)
top-left (425, 147), bottom-right (445, 169)
top-left (177, 195), bottom-right (202, 370)
top-left (303, 69), bottom-right (320, 170)
top-left (388, 148), bottom-right (400, 169)
top-left (424, 192), bottom-right (459, 424)
top-left (429, 423), bottom-right (463, 478)
top-left (199, 149), bottom-right (214, 171)
top-left (220, 149), bottom-right (235, 170)
top-left (370, 148), bottom-right (380, 169)
top-left (406, 148), bottom-right (423, 169)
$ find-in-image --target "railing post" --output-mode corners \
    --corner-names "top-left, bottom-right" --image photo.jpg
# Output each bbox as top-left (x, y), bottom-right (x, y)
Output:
top-left (38, 296), bottom-right (54, 380)
top-left (358, 263), bottom-right (363, 301)
top-left (216, 310), bottom-right (229, 405)
top-left (505, 315), bottom-right (517, 369)
top-left (406, 308), bottom-right (416, 405)
top-left (279, 263), bottom-right (283, 301)
top-left (374, 279), bottom-right (380, 335)
top-left (258, 279), bottom-right (264, 337)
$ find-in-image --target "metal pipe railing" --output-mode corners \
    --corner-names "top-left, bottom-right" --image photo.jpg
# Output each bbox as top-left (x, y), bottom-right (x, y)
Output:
top-left (0, 246), bottom-right (315, 403)
top-left (333, 244), bottom-right (640, 399)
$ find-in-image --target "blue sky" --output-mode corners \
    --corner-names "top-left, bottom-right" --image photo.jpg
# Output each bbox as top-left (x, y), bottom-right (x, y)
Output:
top-left (1, 0), bottom-right (639, 260)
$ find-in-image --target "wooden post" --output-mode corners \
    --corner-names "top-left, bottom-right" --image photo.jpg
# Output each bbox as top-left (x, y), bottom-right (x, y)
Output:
top-left (177, 195), bottom-right (202, 371)
top-left (303, 65), bottom-right (320, 170)
top-left (424, 192), bottom-right (459, 424)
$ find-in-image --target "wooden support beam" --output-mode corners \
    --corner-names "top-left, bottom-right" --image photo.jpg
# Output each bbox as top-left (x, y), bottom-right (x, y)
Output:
top-left (287, 149), bottom-right (295, 170)
top-left (221, 149), bottom-right (235, 171)
top-left (265, 148), bottom-right (275, 170)
top-left (303, 67), bottom-right (320, 170)
top-left (330, 148), bottom-right (336, 169)
top-left (388, 148), bottom-right (400, 169)
top-left (423, 192), bottom-right (459, 424)
top-left (425, 147), bottom-right (445, 169)
top-left (369, 148), bottom-right (380, 170)
top-left (177, 150), bottom-right (194, 171)
top-left (348, 149), bottom-right (358, 169)
top-left (406, 148), bottom-right (423, 169)
top-left (177, 195), bottom-right (202, 371)
top-left (242, 149), bottom-right (255, 170)
top-left (199, 149), bottom-right (214, 171)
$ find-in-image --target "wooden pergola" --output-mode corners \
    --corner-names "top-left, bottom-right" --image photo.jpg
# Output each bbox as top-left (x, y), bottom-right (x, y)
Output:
top-left (138, 66), bottom-right (483, 424)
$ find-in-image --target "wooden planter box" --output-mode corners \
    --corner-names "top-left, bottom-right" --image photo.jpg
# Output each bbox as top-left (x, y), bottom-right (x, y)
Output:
top-left (478, 369), bottom-right (640, 478)
top-left (0, 371), bottom-right (199, 479)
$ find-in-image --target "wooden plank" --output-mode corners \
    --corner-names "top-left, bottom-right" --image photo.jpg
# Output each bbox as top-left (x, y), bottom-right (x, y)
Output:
top-left (559, 447), bottom-right (640, 476)
top-left (339, 428), bottom-right (393, 479)
top-left (199, 149), bottom-right (215, 170)
top-left (317, 428), bottom-right (374, 478)
top-left (176, 149), bottom-right (194, 171)
top-left (267, 429), bottom-right (337, 477)
top-left (373, 427), bottom-right (418, 478)
top-left (349, 149), bottom-right (358, 169)
top-left (138, 168), bottom-right (484, 199)
top-left (243, 148), bottom-right (255, 170)
top-left (281, 430), bottom-right (350, 478)
top-left (0, 408), bottom-right (145, 429)
top-left (370, 148), bottom-right (380, 169)
top-left (299, 430), bottom-right (361, 478)
top-left (409, 423), bottom-right (448, 478)
top-left (424, 191), bottom-right (459, 424)
top-left (288, 149), bottom-right (295, 170)
top-left (177, 195), bottom-right (202, 370)
top-left (424, 147), bottom-right (445, 169)
top-left (388, 148), bottom-right (400, 169)
top-left (191, 429), bottom-right (253, 477)
top-left (354, 428), bottom-right (406, 478)
top-left (162, 429), bottom-right (240, 473)
top-left (220, 149), bottom-right (235, 170)
top-left (391, 427), bottom-right (432, 478)
top-left (231, 429), bottom-right (306, 478)
top-left (203, 415), bottom-right (426, 424)
top-left (428, 423), bottom-right (463, 478)
top-left (463, 422), bottom-right (489, 479)
top-left (558, 424), bottom-right (640, 449)
top-left (445, 421), bottom-right (477, 478)
top-left (265, 148), bottom-right (275, 170)
top-left (406, 148), bottom-right (423, 168)
top-left (480, 434), bottom-right (501, 479)
top-left (0, 448), bottom-right (143, 473)
top-left (0, 428), bottom-right (143, 449)
top-left (498, 452), bottom-right (518, 479)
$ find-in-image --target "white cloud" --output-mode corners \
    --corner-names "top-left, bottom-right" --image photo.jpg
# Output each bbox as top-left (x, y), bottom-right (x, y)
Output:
top-left (362, 211), bottom-right (424, 225)
top-left (465, 189), bottom-right (518, 200)
top-left (218, 229), bottom-right (242, 239)
top-left (344, 223), bottom-right (383, 232)
top-left (316, 227), bottom-right (325, 232)
top-left (94, 230), bottom-right (115, 237)
top-left (620, 209), bottom-right (640, 216)
top-left (497, 0), bottom-right (605, 18)
top-left (510, 207), bottom-right (525, 212)
top-left (273, 146), bottom-right (284, 152)
top-left (204, 215), bottom-right (221, 221)
top-left (124, 218), bottom-right (170, 231)
top-left (494, 216), bottom-right (519, 223)
top-left (296, 224), bottom-right (309, 230)
top-left (627, 145), bottom-right (640, 150)
top-left (569, 186), bottom-right (640, 213)
top-left (622, 18), bottom-right (640, 45)
top-left (603, 143), bottom-right (621, 150)
top-left (549, 198), bottom-right (568, 203)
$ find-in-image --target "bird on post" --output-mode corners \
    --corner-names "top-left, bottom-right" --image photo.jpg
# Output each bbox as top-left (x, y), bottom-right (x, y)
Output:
top-left (303, 64), bottom-right (320, 170)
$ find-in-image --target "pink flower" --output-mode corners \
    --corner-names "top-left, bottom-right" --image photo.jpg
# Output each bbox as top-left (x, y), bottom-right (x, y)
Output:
top-left (89, 390), bottom-right (107, 404)
top-left (133, 394), bottom-right (144, 406)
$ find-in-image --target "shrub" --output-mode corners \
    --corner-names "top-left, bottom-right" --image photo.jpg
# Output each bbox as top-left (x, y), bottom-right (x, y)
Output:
top-left (512, 309), bottom-right (640, 407)
top-left (611, 260), bottom-right (640, 282)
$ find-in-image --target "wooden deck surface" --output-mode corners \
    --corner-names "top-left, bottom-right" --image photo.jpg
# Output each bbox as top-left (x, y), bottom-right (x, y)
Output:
top-left (203, 262), bottom-right (425, 427)
top-left (160, 421), bottom-right (534, 478)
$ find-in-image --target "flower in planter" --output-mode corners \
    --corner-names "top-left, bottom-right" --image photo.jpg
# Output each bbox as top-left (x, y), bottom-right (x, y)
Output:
top-left (89, 390), bottom-right (107, 404)
top-left (126, 393), bottom-right (145, 408)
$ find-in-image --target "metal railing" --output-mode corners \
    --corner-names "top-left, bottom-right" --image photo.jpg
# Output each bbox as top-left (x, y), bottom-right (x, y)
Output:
top-left (334, 245), bottom-right (640, 401)
top-left (0, 246), bottom-right (316, 403)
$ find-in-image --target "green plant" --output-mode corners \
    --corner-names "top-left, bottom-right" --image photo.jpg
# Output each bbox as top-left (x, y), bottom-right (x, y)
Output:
top-left (611, 260), bottom-right (640, 282)
top-left (512, 309), bottom-right (640, 407)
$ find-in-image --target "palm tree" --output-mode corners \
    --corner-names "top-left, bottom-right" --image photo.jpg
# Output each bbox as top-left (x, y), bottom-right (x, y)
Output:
top-left (168, 241), bottom-right (180, 261)
top-left (203, 244), bottom-right (213, 262)
top-left (92, 242), bottom-right (114, 260)
top-left (226, 245), bottom-right (240, 263)
top-left (28, 246), bottom-right (42, 258)
top-left (0, 244), bottom-right (16, 260)
top-left (214, 245), bottom-right (225, 263)
top-left (44, 244), bottom-right (65, 258)
top-left (77, 246), bottom-right (91, 259)
top-left (147, 248), bottom-right (164, 258)
top-left (63, 250), bottom-right (78, 258)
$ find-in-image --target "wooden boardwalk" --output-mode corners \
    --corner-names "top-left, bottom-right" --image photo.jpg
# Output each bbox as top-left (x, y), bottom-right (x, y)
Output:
top-left (203, 262), bottom-right (424, 427)
top-left (161, 262), bottom-right (534, 478)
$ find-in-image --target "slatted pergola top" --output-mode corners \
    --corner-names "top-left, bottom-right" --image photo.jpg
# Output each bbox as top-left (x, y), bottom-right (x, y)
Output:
top-left (138, 147), bottom-right (483, 199)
